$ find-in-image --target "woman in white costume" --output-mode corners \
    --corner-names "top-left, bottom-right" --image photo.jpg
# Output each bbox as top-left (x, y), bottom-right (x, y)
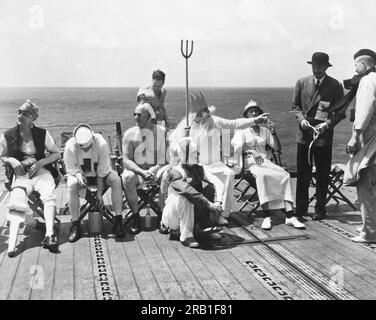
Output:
top-left (231, 100), bottom-right (305, 230)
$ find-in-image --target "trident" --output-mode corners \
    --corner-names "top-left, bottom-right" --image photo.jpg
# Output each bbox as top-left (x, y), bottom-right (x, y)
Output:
top-left (180, 40), bottom-right (194, 128)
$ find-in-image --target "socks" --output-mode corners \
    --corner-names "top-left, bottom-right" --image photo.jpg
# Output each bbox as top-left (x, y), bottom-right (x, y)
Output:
top-left (115, 215), bottom-right (122, 224)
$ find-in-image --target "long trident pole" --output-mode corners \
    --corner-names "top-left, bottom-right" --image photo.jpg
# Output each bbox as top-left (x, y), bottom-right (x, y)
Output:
top-left (180, 40), bottom-right (193, 128)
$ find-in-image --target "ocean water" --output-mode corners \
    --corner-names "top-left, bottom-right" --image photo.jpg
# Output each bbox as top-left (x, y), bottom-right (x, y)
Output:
top-left (0, 87), bottom-right (353, 174)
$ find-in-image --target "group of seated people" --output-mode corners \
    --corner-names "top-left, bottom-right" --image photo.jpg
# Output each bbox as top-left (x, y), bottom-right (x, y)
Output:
top-left (0, 81), bottom-right (306, 256)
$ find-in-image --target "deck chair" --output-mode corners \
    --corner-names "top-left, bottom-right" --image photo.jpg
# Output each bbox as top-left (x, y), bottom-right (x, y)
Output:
top-left (4, 161), bottom-right (62, 256)
top-left (4, 163), bottom-right (62, 225)
top-left (309, 164), bottom-right (357, 210)
top-left (111, 154), bottom-right (162, 223)
top-left (59, 131), bottom-right (115, 224)
top-left (233, 146), bottom-right (283, 213)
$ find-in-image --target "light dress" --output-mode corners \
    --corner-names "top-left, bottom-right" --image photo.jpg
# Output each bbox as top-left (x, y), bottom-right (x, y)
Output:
top-left (232, 126), bottom-right (294, 210)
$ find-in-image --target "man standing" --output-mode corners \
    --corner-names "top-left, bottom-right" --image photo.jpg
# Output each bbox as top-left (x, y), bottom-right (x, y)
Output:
top-left (122, 102), bottom-right (168, 234)
top-left (346, 49), bottom-right (376, 243)
top-left (137, 69), bottom-right (171, 128)
top-left (292, 52), bottom-right (345, 220)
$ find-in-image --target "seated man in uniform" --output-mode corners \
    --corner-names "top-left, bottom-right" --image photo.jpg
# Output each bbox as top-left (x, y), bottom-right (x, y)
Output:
top-left (122, 102), bottom-right (168, 234)
top-left (64, 123), bottom-right (125, 242)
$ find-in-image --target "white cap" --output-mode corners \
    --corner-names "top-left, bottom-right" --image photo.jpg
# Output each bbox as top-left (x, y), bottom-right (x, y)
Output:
top-left (73, 123), bottom-right (94, 148)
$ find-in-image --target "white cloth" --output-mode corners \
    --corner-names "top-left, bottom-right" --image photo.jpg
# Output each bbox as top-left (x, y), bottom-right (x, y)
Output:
top-left (202, 162), bottom-right (233, 217)
top-left (350, 71), bottom-right (376, 240)
top-left (161, 167), bottom-right (194, 242)
top-left (353, 72), bottom-right (376, 144)
top-left (7, 170), bottom-right (56, 220)
top-left (232, 127), bottom-right (294, 210)
top-left (63, 133), bottom-right (111, 178)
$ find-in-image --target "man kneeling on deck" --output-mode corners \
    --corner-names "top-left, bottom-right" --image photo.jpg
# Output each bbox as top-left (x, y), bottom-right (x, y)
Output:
top-left (64, 123), bottom-right (125, 241)
top-left (122, 102), bottom-right (168, 234)
top-left (159, 137), bottom-right (223, 248)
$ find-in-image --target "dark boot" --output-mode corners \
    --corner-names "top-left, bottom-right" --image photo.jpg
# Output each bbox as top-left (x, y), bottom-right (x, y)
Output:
top-left (41, 233), bottom-right (58, 249)
top-left (68, 221), bottom-right (81, 242)
top-left (129, 214), bottom-right (141, 235)
top-left (112, 215), bottom-right (125, 238)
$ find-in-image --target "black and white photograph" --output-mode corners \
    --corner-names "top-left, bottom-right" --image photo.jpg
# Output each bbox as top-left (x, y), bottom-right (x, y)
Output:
top-left (0, 0), bottom-right (376, 305)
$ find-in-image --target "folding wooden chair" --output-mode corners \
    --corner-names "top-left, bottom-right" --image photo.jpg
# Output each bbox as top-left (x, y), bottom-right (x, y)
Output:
top-left (234, 146), bottom-right (282, 213)
top-left (59, 131), bottom-right (115, 224)
top-left (4, 163), bottom-right (62, 226)
top-left (309, 164), bottom-right (357, 210)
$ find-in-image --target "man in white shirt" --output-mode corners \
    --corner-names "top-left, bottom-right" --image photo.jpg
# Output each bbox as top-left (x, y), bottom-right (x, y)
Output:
top-left (346, 49), bottom-right (376, 243)
top-left (64, 123), bottom-right (125, 241)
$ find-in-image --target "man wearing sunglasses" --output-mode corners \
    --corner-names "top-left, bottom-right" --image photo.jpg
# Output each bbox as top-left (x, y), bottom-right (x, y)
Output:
top-left (122, 102), bottom-right (168, 234)
top-left (63, 123), bottom-right (125, 241)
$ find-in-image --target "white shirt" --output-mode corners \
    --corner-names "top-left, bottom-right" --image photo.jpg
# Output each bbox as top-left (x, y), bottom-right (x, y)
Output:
top-left (63, 133), bottom-right (111, 177)
top-left (354, 72), bottom-right (376, 144)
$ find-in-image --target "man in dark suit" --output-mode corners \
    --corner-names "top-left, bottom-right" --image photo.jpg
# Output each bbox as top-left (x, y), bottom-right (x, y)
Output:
top-left (292, 52), bottom-right (345, 220)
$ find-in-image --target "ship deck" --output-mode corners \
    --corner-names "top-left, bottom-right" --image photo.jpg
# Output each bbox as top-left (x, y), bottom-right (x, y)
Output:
top-left (0, 174), bottom-right (375, 301)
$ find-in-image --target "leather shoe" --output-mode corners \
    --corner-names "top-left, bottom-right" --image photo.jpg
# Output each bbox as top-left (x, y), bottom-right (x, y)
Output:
top-left (181, 237), bottom-right (200, 248)
top-left (112, 220), bottom-right (125, 238)
top-left (41, 234), bottom-right (58, 248)
top-left (129, 214), bottom-right (141, 235)
top-left (68, 223), bottom-right (81, 242)
top-left (312, 212), bottom-right (326, 221)
top-left (7, 250), bottom-right (16, 258)
top-left (159, 223), bottom-right (169, 234)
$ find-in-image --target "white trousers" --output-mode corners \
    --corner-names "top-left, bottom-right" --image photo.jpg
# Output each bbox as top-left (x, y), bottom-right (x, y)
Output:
top-left (161, 190), bottom-right (194, 241)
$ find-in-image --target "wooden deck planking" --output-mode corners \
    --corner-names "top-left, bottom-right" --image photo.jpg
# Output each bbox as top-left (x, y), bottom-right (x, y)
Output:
top-left (30, 239), bottom-right (57, 300)
top-left (122, 229), bottom-right (164, 300)
top-left (270, 212), bottom-right (376, 299)
top-left (7, 227), bottom-right (42, 300)
top-left (51, 216), bottom-right (74, 300)
top-left (150, 230), bottom-right (210, 300)
top-left (1, 181), bottom-right (376, 300)
top-left (227, 214), bottom-right (318, 299)
top-left (173, 241), bottom-right (232, 300)
top-left (73, 230), bottom-right (97, 300)
top-left (136, 231), bottom-right (187, 300)
top-left (278, 229), bottom-right (376, 300)
top-left (214, 249), bottom-right (275, 300)
top-left (104, 239), bottom-right (141, 299)
top-left (182, 245), bottom-right (255, 300)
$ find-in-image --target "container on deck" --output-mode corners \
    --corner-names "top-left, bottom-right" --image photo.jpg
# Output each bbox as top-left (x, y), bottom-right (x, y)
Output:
top-left (88, 210), bottom-right (103, 234)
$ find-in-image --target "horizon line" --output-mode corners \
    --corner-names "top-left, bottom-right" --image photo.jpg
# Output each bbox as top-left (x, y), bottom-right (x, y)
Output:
top-left (0, 85), bottom-right (294, 89)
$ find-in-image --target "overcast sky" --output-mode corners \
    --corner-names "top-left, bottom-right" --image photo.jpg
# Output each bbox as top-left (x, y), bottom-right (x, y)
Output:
top-left (0, 0), bottom-right (375, 87)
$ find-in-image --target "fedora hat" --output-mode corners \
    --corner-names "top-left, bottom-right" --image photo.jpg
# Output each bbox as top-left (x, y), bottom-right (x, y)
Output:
top-left (307, 52), bottom-right (332, 67)
top-left (243, 100), bottom-right (264, 118)
top-left (73, 123), bottom-right (94, 148)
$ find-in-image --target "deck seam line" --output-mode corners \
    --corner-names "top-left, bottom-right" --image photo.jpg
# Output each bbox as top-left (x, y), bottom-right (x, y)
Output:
top-left (150, 230), bottom-right (207, 300)
top-left (165, 233), bottom-right (229, 300)
top-left (146, 231), bottom-right (188, 299)
top-left (135, 235), bottom-right (165, 300)
top-left (120, 236), bottom-right (142, 299)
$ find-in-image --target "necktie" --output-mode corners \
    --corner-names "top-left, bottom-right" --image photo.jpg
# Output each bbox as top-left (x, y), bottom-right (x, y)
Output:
top-left (316, 79), bottom-right (320, 90)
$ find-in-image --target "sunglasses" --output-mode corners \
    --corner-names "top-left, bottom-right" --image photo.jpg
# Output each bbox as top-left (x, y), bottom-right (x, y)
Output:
top-left (18, 110), bottom-right (33, 117)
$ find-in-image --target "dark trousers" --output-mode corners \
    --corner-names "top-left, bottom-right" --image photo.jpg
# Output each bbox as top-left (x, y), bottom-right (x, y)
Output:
top-left (295, 143), bottom-right (332, 216)
top-left (194, 184), bottom-right (215, 228)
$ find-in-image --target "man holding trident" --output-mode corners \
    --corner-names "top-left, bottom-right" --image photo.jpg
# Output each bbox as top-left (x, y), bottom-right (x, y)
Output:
top-left (175, 40), bottom-right (270, 225)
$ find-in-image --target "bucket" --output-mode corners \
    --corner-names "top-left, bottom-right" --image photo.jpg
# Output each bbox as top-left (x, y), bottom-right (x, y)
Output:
top-left (88, 210), bottom-right (103, 234)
